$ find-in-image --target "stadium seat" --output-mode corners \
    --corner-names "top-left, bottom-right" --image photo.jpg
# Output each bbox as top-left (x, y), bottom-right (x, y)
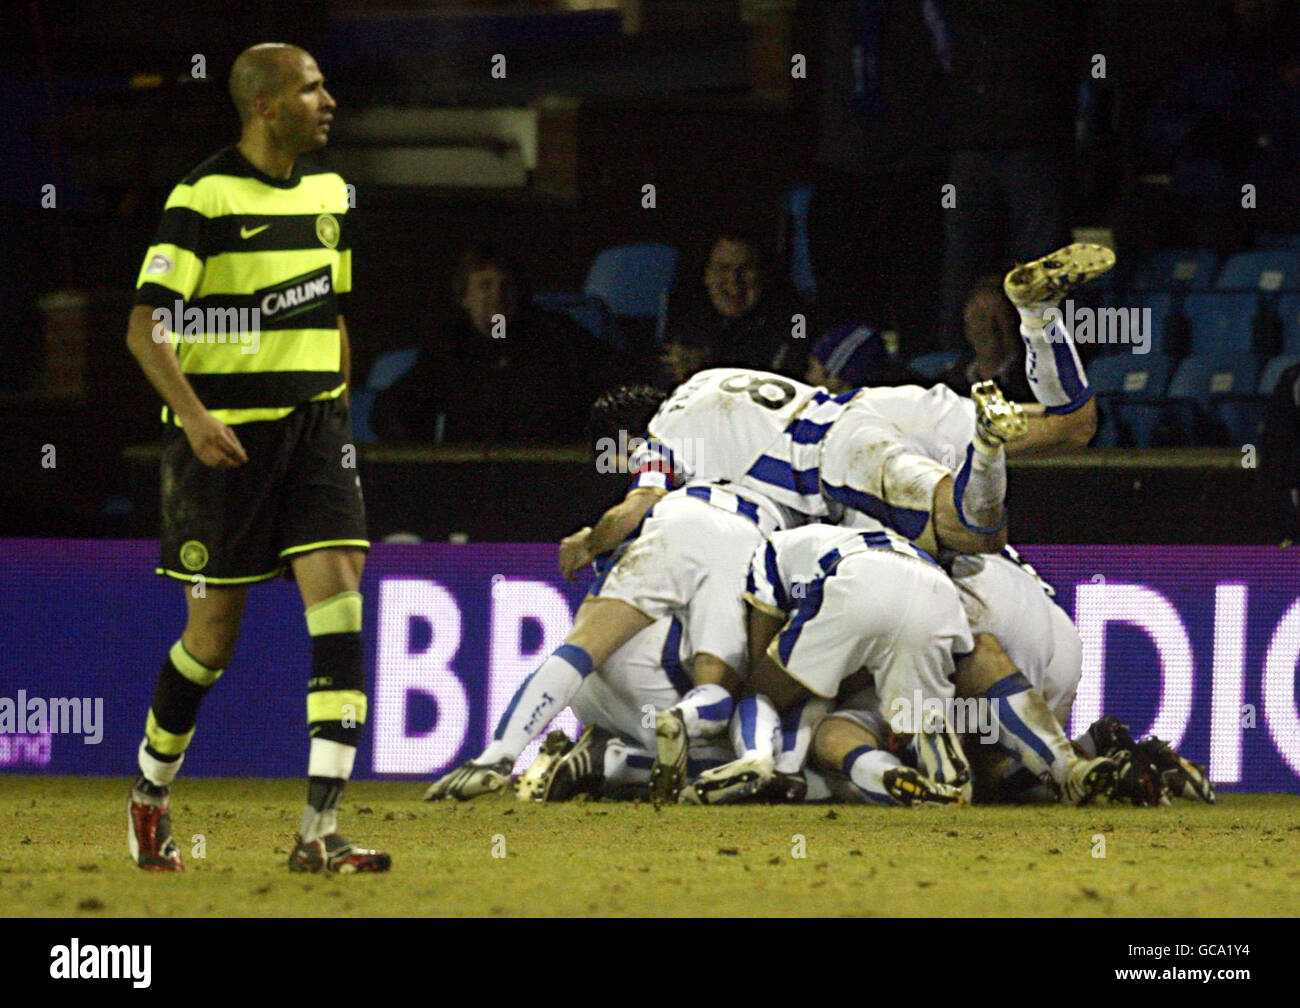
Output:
top-left (583, 243), bottom-right (679, 345)
top-left (1131, 291), bottom-right (1173, 355)
top-left (1258, 353), bottom-right (1300, 395)
top-left (1277, 294), bottom-right (1300, 355)
top-left (1215, 250), bottom-right (1300, 292)
top-left (1181, 292), bottom-right (1258, 353)
top-left (350, 389), bottom-right (379, 443)
top-left (1257, 232), bottom-right (1300, 251)
top-left (908, 350), bottom-right (959, 380)
top-left (1165, 352), bottom-right (1260, 445)
top-left (366, 346), bottom-right (421, 391)
top-left (532, 292), bottom-right (616, 349)
top-left (351, 346), bottom-right (421, 444)
top-left (1087, 353), bottom-right (1176, 447)
top-left (780, 183), bottom-right (817, 304)
top-left (1087, 352), bottom-right (1173, 398)
top-left (1130, 249), bottom-right (1218, 291)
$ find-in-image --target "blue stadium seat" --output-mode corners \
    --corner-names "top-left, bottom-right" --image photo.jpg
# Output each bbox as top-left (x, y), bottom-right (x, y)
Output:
top-left (1087, 353), bottom-right (1173, 398)
top-left (350, 346), bottom-right (422, 444)
top-left (1276, 294), bottom-right (1300, 355)
top-left (366, 346), bottom-right (421, 390)
top-left (584, 243), bottom-right (679, 344)
top-left (350, 389), bottom-right (378, 443)
top-left (1130, 249), bottom-right (1218, 291)
top-left (1181, 292), bottom-right (1258, 353)
top-left (532, 292), bottom-right (617, 349)
top-left (1258, 353), bottom-right (1300, 395)
top-left (1088, 353), bottom-right (1176, 447)
top-left (908, 350), bottom-right (959, 380)
top-left (1215, 250), bottom-right (1300, 291)
top-left (1166, 352), bottom-right (1260, 444)
top-left (1209, 353), bottom-right (1296, 446)
top-left (1257, 233), bottom-right (1300, 251)
top-left (781, 183), bottom-right (817, 304)
top-left (1130, 291), bottom-right (1173, 354)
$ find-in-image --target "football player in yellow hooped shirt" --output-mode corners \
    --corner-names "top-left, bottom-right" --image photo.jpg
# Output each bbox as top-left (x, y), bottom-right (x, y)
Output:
top-left (124, 43), bottom-right (388, 874)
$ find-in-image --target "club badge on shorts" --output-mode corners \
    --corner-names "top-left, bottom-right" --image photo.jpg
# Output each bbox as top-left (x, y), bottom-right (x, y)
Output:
top-left (180, 540), bottom-right (209, 572)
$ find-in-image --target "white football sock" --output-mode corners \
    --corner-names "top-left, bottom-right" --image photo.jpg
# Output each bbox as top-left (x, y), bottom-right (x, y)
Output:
top-left (953, 442), bottom-right (1007, 533)
top-left (137, 740), bottom-right (183, 788)
top-left (843, 745), bottom-right (903, 804)
top-left (775, 697), bottom-right (831, 774)
top-left (986, 672), bottom-right (1077, 785)
top-left (675, 683), bottom-right (734, 739)
top-left (1021, 305), bottom-right (1091, 412)
top-left (478, 644), bottom-right (592, 765)
top-left (730, 694), bottom-right (780, 761)
top-left (603, 737), bottom-right (653, 788)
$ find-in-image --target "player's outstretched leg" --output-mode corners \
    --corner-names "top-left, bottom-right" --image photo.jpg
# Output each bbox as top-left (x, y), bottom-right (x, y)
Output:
top-left (1004, 242), bottom-right (1114, 414)
top-left (950, 381), bottom-right (1028, 537)
top-left (813, 714), bottom-right (963, 806)
top-left (958, 634), bottom-right (1116, 805)
top-left (426, 597), bottom-right (651, 801)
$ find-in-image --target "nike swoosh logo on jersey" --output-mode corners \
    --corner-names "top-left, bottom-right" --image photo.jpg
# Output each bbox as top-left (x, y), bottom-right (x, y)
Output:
top-left (240, 224), bottom-right (270, 239)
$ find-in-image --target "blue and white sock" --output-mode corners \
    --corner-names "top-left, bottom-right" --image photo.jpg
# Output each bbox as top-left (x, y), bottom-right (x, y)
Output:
top-left (985, 672), bottom-right (1076, 784)
top-left (730, 694), bottom-right (780, 761)
top-left (1019, 305), bottom-right (1092, 414)
top-left (604, 738), bottom-right (653, 788)
top-left (775, 697), bottom-right (831, 774)
top-left (675, 683), bottom-right (734, 740)
top-left (953, 442), bottom-right (1006, 533)
top-left (478, 644), bottom-right (592, 765)
top-left (842, 744), bottom-right (904, 805)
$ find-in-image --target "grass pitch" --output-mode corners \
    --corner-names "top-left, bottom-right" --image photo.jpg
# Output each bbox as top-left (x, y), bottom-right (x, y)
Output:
top-left (3, 777), bottom-right (1298, 917)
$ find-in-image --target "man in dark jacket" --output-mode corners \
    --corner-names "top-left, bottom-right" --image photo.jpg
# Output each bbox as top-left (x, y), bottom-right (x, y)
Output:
top-left (373, 241), bottom-right (619, 445)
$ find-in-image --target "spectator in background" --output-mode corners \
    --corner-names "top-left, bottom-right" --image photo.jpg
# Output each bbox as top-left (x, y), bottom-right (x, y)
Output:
top-left (937, 274), bottom-right (1033, 403)
top-left (936, 0), bottom-right (1087, 349)
top-left (372, 240), bottom-right (617, 444)
top-left (807, 0), bottom-right (949, 355)
top-left (805, 323), bottom-right (927, 393)
top-left (1134, 0), bottom-right (1300, 250)
top-left (659, 232), bottom-right (808, 386)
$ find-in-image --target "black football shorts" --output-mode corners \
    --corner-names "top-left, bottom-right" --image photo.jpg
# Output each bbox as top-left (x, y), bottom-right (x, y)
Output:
top-left (158, 396), bottom-right (368, 584)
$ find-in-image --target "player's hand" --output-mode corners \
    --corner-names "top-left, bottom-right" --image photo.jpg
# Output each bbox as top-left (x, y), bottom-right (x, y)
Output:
top-left (559, 526), bottom-right (593, 580)
top-left (183, 410), bottom-right (249, 468)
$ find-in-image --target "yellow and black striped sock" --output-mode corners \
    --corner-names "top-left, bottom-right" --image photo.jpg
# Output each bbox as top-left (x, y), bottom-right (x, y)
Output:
top-left (139, 640), bottom-right (223, 787)
top-left (301, 591), bottom-right (366, 841)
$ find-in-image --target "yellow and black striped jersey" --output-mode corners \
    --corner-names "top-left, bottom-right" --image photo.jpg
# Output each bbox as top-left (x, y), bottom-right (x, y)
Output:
top-left (135, 145), bottom-right (351, 426)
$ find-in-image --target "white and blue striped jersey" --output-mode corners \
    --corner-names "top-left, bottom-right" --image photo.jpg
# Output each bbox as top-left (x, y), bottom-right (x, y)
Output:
top-left (629, 368), bottom-right (859, 518)
top-left (745, 522), bottom-right (940, 617)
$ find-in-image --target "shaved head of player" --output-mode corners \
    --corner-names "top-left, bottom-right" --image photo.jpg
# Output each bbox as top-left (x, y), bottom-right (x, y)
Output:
top-left (230, 43), bottom-right (335, 179)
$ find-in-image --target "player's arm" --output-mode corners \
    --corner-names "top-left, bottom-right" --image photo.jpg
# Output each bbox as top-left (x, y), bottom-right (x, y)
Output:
top-left (125, 305), bottom-right (248, 468)
top-left (338, 313), bottom-right (352, 405)
top-left (745, 604), bottom-right (785, 674)
top-left (1005, 398), bottom-right (1098, 458)
top-left (559, 487), bottom-right (666, 579)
